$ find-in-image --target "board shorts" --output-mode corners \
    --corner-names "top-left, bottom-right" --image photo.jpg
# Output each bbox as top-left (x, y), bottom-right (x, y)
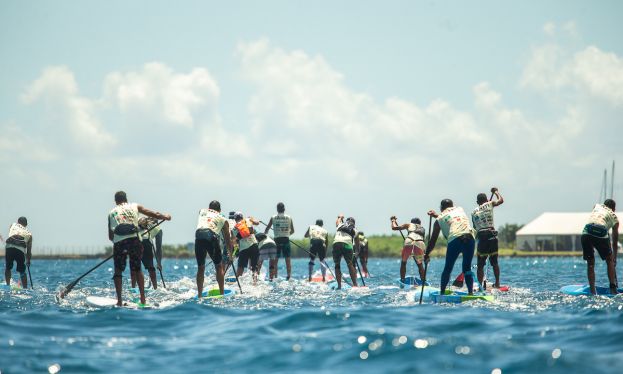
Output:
top-left (141, 239), bottom-right (156, 271)
top-left (275, 237), bottom-right (291, 258)
top-left (581, 233), bottom-right (611, 261)
top-left (113, 237), bottom-right (144, 272)
top-left (476, 230), bottom-right (499, 257)
top-left (5, 247), bottom-right (26, 273)
top-left (332, 242), bottom-right (354, 265)
top-left (238, 244), bottom-right (259, 272)
top-left (259, 243), bottom-right (277, 261)
top-left (402, 241), bottom-right (425, 263)
top-left (195, 229), bottom-right (223, 266)
top-left (358, 245), bottom-right (369, 258)
top-left (309, 239), bottom-right (326, 262)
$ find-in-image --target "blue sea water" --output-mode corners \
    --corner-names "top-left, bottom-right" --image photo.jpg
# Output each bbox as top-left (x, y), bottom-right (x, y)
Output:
top-left (1, 257), bottom-right (622, 373)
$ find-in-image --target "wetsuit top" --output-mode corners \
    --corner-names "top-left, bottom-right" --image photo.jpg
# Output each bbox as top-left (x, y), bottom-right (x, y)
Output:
top-left (583, 204), bottom-right (619, 238)
top-left (471, 201), bottom-right (495, 232)
top-left (272, 213), bottom-right (293, 238)
top-left (334, 223), bottom-right (357, 247)
top-left (405, 223), bottom-right (425, 246)
top-left (5, 223), bottom-right (31, 252)
top-left (437, 206), bottom-right (474, 244)
top-left (108, 203), bottom-right (140, 244)
top-left (309, 224), bottom-right (328, 245)
top-left (233, 218), bottom-right (258, 251)
top-left (196, 208), bottom-right (226, 237)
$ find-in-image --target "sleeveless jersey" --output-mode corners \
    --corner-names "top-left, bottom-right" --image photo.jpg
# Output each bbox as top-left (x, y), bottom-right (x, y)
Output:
top-left (108, 203), bottom-right (140, 243)
top-left (405, 223), bottom-right (425, 246)
top-left (584, 204), bottom-right (619, 237)
top-left (437, 206), bottom-right (474, 243)
top-left (258, 235), bottom-right (276, 249)
top-left (196, 209), bottom-right (227, 237)
top-left (5, 223), bottom-right (32, 252)
top-left (472, 201), bottom-right (495, 231)
top-left (234, 219), bottom-right (258, 251)
top-left (272, 213), bottom-right (293, 238)
top-left (309, 225), bottom-right (328, 244)
top-left (334, 223), bottom-right (356, 246)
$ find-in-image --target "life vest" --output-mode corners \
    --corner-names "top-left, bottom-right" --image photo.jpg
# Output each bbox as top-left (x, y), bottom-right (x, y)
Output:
top-left (405, 223), bottom-right (425, 245)
top-left (583, 204), bottom-right (619, 238)
top-left (272, 213), bottom-right (292, 238)
top-left (196, 208), bottom-right (226, 236)
top-left (235, 219), bottom-right (251, 239)
top-left (472, 201), bottom-right (495, 231)
top-left (5, 223), bottom-right (31, 252)
top-left (108, 203), bottom-right (139, 243)
top-left (437, 206), bottom-right (474, 244)
top-left (334, 223), bottom-right (356, 245)
top-left (309, 225), bottom-right (327, 242)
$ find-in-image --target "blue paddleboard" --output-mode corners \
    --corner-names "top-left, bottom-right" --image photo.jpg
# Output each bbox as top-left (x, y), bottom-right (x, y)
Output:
top-left (560, 284), bottom-right (622, 297)
top-left (430, 290), bottom-right (494, 303)
top-left (396, 276), bottom-right (430, 289)
top-left (197, 288), bottom-right (235, 299)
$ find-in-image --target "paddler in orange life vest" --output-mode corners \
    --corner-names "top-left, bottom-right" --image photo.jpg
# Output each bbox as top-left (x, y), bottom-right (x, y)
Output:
top-left (472, 187), bottom-right (504, 288)
top-left (425, 199), bottom-right (476, 295)
top-left (4, 216), bottom-right (32, 288)
top-left (108, 191), bottom-right (171, 306)
top-left (581, 199), bottom-right (619, 295)
top-left (304, 219), bottom-right (329, 282)
top-left (391, 216), bottom-right (426, 283)
top-left (264, 202), bottom-right (294, 280)
top-left (333, 215), bottom-right (360, 289)
top-left (232, 212), bottom-right (260, 281)
top-left (195, 200), bottom-right (234, 297)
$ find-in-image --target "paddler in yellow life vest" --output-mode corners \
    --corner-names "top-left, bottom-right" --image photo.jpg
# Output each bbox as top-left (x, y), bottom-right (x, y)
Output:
top-left (195, 200), bottom-right (234, 297)
top-left (391, 216), bottom-right (426, 283)
top-left (581, 199), bottom-right (619, 295)
top-left (108, 191), bottom-right (171, 306)
top-left (356, 232), bottom-right (370, 277)
top-left (232, 212), bottom-right (260, 281)
top-left (304, 219), bottom-right (329, 282)
top-left (425, 199), bottom-right (477, 295)
top-left (332, 215), bottom-right (360, 289)
top-left (472, 187), bottom-right (504, 288)
top-left (264, 202), bottom-right (294, 280)
top-left (4, 217), bottom-right (32, 288)
top-left (133, 216), bottom-right (164, 290)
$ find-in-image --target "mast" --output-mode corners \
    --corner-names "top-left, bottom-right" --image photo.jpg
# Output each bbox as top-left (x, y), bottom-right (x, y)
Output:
top-left (611, 160), bottom-right (615, 199)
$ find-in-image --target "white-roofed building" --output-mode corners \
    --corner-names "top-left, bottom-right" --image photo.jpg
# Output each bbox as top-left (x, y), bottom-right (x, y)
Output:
top-left (516, 212), bottom-right (622, 251)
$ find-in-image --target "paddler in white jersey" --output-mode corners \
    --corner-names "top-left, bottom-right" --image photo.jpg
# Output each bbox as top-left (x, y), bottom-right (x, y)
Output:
top-left (581, 199), bottom-right (619, 295)
top-left (232, 212), bottom-right (260, 280)
top-left (195, 200), bottom-right (233, 297)
top-left (133, 216), bottom-right (164, 290)
top-left (4, 217), bottom-right (32, 288)
top-left (108, 191), bottom-right (171, 306)
top-left (332, 215), bottom-right (360, 289)
top-left (425, 199), bottom-right (477, 295)
top-left (304, 219), bottom-right (329, 282)
top-left (472, 187), bottom-right (504, 288)
top-left (391, 216), bottom-right (426, 283)
top-left (264, 202), bottom-right (294, 280)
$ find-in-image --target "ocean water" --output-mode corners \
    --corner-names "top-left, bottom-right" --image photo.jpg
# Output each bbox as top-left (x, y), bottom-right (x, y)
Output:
top-left (1, 257), bottom-right (622, 374)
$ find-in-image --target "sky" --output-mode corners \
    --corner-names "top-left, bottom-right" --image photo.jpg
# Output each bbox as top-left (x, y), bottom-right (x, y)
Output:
top-left (0, 1), bottom-right (622, 249)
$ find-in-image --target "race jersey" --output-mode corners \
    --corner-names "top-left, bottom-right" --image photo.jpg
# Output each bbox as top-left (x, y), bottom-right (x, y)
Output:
top-left (405, 223), bottom-right (425, 246)
top-left (272, 213), bottom-right (293, 238)
top-left (437, 206), bottom-right (474, 244)
top-left (308, 224), bottom-right (328, 245)
top-left (583, 204), bottom-right (619, 238)
top-left (233, 219), bottom-right (258, 251)
top-left (108, 203), bottom-right (140, 243)
top-left (139, 216), bottom-right (161, 240)
top-left (5, 223), bottom-right (32, 252)
top-left (196, 208), bottom-right (227, 237)
top-left (472, 201), bottom-right (495, 232)
top-left (334, 223), bottom-right (357, 246)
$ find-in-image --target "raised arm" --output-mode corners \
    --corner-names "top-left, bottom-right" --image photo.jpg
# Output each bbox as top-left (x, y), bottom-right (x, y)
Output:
top-left (425, 221), bottom-right (441, 255)
top-left (304, 227), bottom-right (310, 238)
top-left (137, 205), bottom-right (171, 221)
top-left (264, 217), bottom-right (273, 234)
top-left (248, 216), bottom-right (260, 225)
top-left (390, 216), bottom-right (410, 231)
top-left (336, 215), bottom-right (344, 227)
top-left (491, 187), bottom-right (504, 207)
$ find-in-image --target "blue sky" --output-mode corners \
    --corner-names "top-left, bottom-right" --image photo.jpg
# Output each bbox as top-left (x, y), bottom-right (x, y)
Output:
top-left (1, 1), bottom-right (622, 248)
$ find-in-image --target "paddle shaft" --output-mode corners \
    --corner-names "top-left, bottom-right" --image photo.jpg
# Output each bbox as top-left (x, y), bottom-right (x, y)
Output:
top-left (259, 220), bottom-right (351, 287)
top-left (59, 219), bottom-right (166, 298)
top-left (27, 264), bottom-right (33, 289)
top-left (352, 251), bottom-right (366, 287)
top-left (419, 216), bottom-right (433, 304)
top-left (227, 259), bottom-right (243, 294)
top-left (482, 191), bottom-right (495, 290)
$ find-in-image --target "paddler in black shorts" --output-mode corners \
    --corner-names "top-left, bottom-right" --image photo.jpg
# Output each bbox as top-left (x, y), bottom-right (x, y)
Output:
top-left (304, 219), bottom-right (329, 281)
top-left (108, 191), bottom-right (171, 306)
top-left (4, 217), bottom-right (32, 288)
top-left (471, 187), bottom-right (504, 288)
top-left (132, 216), bottom-right (164, 290)
top-left (581, 199), bottom-right (619, 295)
top-left (332, 215), bottom-right (360, 289)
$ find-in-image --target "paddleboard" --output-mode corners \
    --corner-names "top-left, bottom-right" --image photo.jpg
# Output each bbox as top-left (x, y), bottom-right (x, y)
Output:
top-left (560, 284), bottom-right (623, 297)
top-left (430, 290), bottom-right (494, 303)
top-left (198, 288), bottom-right (235, 299)
top-left (129, 287), bottom-right (154, 295)
top-left (396, 276), bottom-right (430, 289)
top-left (86, 296), bottom-right (152, 309)
top-left (225, 276), bottom-right (238, 283)
top-left (310, 271), bottom-right (334, 283)
top-left (409, 286), bottom-right (439, 301)
top-left (0, 284), bottom-right (25, 292)
top-left (327, 281), bottom-right (369, 291)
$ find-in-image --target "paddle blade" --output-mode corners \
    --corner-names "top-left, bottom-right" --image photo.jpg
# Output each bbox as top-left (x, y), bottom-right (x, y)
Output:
top-left (452, 273), bottom-right (465, 288)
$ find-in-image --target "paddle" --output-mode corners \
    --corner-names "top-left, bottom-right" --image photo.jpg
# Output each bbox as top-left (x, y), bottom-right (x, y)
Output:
top-left (226, 259), bottom-right (243, 294)
top-left (482, 191), bottom-right (495, 291)
top-left (419, 216), bottom-right (433, 305)
top-left (27, 264), bottom-right (33, 289)
top-left (57, 219), bottom-right (165, 299)
top-left (352, 250), bottom-right (366, 287)
top-left (259, 221), bottom-right (351, 287)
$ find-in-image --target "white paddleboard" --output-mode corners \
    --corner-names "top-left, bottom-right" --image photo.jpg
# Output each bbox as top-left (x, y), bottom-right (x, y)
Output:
top-left (85, 296), bottom-right (154, 309)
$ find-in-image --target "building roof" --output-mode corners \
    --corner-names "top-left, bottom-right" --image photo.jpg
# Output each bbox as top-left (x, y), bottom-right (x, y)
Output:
top-left (516, 212), bottom-right (623, 236)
